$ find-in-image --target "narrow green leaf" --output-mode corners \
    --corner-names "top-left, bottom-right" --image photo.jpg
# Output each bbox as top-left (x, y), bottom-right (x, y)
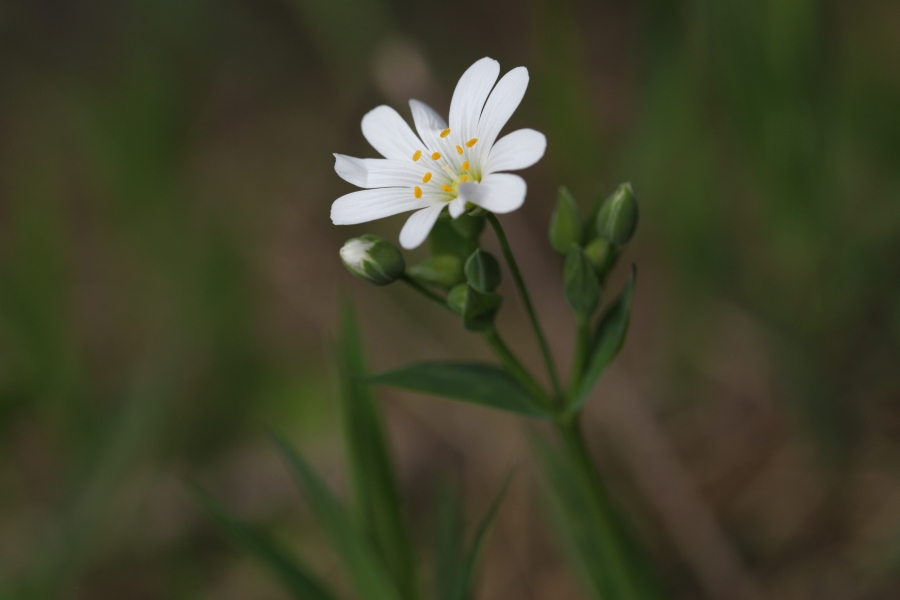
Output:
top-left (434, 481), bottom-right (464, 600)
top-left (445, 473), bottom-right (512, 600)
top-left (338, 299), bottom-right (418, 600)
top-left (368, 362), bottom-right (551, 418)
top-left (270, 433), bottom-right (403, 600)
top-left (533, 437), bottom-right (663, 600)
top-left (570, 267), bottom-right (636, 413)
top-left (191, 485), bottom-right (338, 600)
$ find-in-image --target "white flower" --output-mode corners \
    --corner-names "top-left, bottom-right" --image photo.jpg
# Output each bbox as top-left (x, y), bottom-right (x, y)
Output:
top-left (331, 57), bottom-right (547, 249)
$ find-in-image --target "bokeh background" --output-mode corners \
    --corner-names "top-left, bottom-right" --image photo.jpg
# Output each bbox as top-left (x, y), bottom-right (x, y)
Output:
top-left (2, 0), bottom-right (900, 598)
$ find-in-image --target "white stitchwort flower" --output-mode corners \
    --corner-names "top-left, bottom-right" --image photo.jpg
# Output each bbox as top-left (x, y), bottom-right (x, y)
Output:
top-left (331, 57), bottom-right (547, 249)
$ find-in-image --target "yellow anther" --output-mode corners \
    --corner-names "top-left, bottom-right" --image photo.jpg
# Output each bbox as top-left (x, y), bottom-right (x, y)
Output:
top-left (456, 145), bottom-right (463, 155)
top-left (441, 185), bottom-right (453, 193)
top-left (465, 138), bottom-right (478, 147)
top-left (460, 175), bottom-right (468, 182)
top-left (462, 161), bottom-right (469, 170)
top-left (422, 172), bottom-right (432, 183)
top-left (414, 186), bottom-right (423, 198)
top-left (431, 152), bottom-right (441, 160)
top-left (412, 150), bottom-right (422, 161)
top-left (440, 128), bottom-right (451, 138)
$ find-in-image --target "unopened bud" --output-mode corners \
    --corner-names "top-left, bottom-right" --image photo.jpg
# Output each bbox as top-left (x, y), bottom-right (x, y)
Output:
top-left (447, 283), bottom-right (468, 315)
top-left (465, 249), bottom-right (501, 293)
top-left (407, 255), bottom-right (464, 288)
top-left (583, 237), bottom-right (619, 281)
top-left (595, 182), bottom-right (638, 246)
top-left (339, 235), bottom-right (405, 285)
top-left (549, 186), bottom-right (584, 254)
top-left (563, 245), bottom-right (601, 320)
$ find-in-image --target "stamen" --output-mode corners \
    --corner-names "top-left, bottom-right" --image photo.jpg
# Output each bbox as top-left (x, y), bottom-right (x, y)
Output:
top-left (431, 152), bottom-right (441, 160)
top-left (460, 175), bottom-right (468, 182)
top-left (412, 150), bottom-right (422, 161)
top-left (456, 145), bottom-right (463, 155)
top-left (422, 172), bottom-right (432, 183)
top-left (414, 186), bottom-right (423, 198)
top-left (440, 128), bottom-right (451, 138)
top-left (441, 185), bottom-right (453, 193)
top-left (462, 161), bottom-right (469, 170)
top-left (465, 138), bottom-right (478, 147)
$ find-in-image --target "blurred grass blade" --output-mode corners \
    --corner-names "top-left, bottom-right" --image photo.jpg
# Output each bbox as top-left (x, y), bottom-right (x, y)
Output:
top-left (434, 482), bottom-right (464, 600)
top-left (271, 432), bottom-right (403, 600)
top-left (368, 362), bottom-right (550, 418)
top-left (533, 436), bottom-right (663, 600)
top-left (338, 298), bottom-right (418, 600)
top-left (570, 267), bottom-right (636, 413)
top-left (191, 485), bottom-right (338, 600)
top-left (445, 473), bottom-right (513, 600)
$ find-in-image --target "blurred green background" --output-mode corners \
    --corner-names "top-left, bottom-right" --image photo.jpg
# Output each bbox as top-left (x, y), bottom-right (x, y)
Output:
top-left (2, 0), bottom-right (900, 598)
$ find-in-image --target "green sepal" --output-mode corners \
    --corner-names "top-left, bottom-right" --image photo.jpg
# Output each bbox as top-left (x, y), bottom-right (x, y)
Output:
top-left (563, 245), bottom-right (601, 321)
top-left (549, 186), bottom-right (584, 254)
top-left (450, 213), bottom-right (486, 239)
top-left (447, 283), bottom-right (468, 315)
top-left (464, 249), bottom-right (501, 293)
top-left (407, 255), bottom-right (465, 288)
top-left (462, 285), bottom-right (502, 332)
top-left (583, 237), bottom-right (619, 282)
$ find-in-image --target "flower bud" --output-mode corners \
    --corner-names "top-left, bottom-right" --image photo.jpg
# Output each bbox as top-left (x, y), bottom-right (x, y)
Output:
top-left (583, 237), bottom-right (619, 281)
top-left (447, 283), bottom-right (468, 315)
top-left (563, 245), bottom-right (601, 321)
top-left (595, 182), bottom-right (638, 247)
top-left (462, 285), bottom-right (502, 331)
top-left (549, 186), bottom-right (583, 254)
top-left (464, 249), bottom-right (501, 293)
top-left (407, 255), bottom-right (464, 288)
top-left (339, 234), bottom-right (405, 285)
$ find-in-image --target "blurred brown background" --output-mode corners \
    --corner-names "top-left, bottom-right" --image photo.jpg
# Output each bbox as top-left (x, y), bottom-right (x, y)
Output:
top-left (2, 0), bottom-right (900, 598)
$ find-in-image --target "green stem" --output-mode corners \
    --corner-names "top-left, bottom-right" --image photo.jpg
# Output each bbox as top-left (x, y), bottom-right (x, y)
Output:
top-left (555, 416), bottom-right (645, 600)
top-left (486, 213), bottom-right (563, 403)
top-left (483, 327), bottom-right (551, 407)
top-left (566, 320), bottom-right (591, 403)
top-left (399, 273), bottom-right (449, 310)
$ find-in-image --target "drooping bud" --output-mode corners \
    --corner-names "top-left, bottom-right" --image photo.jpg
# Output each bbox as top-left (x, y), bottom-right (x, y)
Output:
top-left (583, 237), bottom-right (619, 281)
top-left (339, 235), bottom-right (405, 285)
top-left (595, 183), bottom-right (638, 247)
top-left (549, 186), bottom-right (584, 254)
top-left (464, 249), bottom-right (501, 293)
top-left (407, 255), bottom-right (464, 288)
top-left (447, 283), bottom-right (468, 315)
top-left (563, 245), bottom-right (601, 321)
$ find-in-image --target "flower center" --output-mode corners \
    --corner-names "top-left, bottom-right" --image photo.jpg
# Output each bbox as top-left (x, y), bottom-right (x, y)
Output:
top-left (411, 130), bottom-right (480, 202)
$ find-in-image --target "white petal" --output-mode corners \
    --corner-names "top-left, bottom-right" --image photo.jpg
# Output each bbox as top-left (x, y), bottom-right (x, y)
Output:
top-left (448, 196), bottom-right (467, 218)
top-left (331, 188), bottom-right (435, 225)
top-left (458, 173), bottom-right (526, 214)
top-left (483, 129), bottom-right (546, 175)
top-left (334, 154), bottom-right (427, 188)
top-left (361, 105), bottom-right (424, 161)
top-left (449, 57), bottom-right (500, 144)
top-left (475, 67), bottom-right (529, 165)
top-left (399, 204), bottom-right (445, 249)
top-left (409, 99), bottom-right (447, 139)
